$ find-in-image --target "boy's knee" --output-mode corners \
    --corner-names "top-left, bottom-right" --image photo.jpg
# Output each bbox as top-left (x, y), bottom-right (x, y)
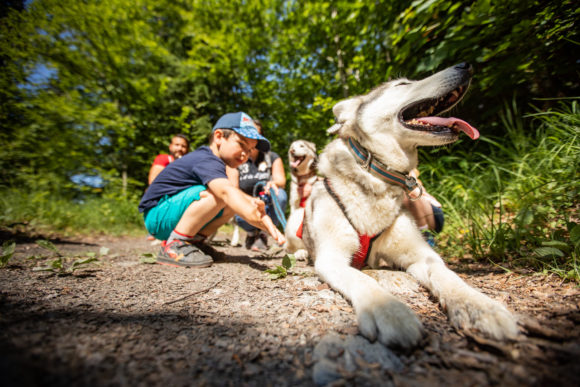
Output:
top-left (221, 205), bottom-right (236, 218)
top-left (199, 189), bottom-right (225, 208)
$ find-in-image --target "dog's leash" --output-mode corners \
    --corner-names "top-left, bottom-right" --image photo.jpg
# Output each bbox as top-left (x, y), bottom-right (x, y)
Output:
top-left (253, 181), bottom-right (287, 230)
top-left (345, 137), bottom-right (423, 200)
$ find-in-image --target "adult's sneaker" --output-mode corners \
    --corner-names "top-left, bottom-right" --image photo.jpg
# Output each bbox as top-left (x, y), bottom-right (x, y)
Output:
top-left (421, 230), bottom-right (436, 248)
top-left (251, 231), bottom-right (269, 251)
top-left (245, 231), bottom-right (258, 250)
top-left (157, 239), bottom-right (213, 268)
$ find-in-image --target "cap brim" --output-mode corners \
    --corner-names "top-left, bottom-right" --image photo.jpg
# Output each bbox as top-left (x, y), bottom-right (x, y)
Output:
top-left (233, 126), bottom-right (270, 152)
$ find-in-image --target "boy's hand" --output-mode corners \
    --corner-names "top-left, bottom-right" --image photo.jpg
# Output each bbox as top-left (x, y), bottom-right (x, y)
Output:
top-left (264, 180), bottom-right (279, 195)
top-left (250, 197), bottom-right (285, 245)
top-left (250, 197), bottom-right (266, 214)
top-left (261, 214), bottom-right (286, 245)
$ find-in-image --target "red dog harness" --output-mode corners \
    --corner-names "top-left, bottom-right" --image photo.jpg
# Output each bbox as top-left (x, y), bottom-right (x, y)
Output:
top-left (296, 178), bottom-right (382, 270)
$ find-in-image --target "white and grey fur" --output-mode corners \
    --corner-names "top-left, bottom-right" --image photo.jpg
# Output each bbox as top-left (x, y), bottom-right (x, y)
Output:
top-left (285, 64), bottom-right (518, 348)
top-left (285, 140), bottom-right (318, 260)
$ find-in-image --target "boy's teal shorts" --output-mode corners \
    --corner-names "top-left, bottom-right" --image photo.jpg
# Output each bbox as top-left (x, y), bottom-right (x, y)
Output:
top-left (143, 185), bottom-right (223, 241)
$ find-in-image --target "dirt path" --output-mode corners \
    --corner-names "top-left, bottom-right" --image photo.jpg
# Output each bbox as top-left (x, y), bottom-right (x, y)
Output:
top-left (1, 228), bottom-right (579, 386)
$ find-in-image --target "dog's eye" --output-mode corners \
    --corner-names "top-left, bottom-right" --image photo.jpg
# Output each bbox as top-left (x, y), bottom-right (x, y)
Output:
top-left (395, 82), bottom-right (411, 87)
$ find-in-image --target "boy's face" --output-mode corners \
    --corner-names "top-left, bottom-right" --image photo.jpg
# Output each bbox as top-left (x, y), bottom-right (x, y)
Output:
top-left (215, 130), bottom-right (257, 168)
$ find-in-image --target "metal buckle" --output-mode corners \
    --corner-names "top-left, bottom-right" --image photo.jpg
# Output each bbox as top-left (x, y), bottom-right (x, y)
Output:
top-left (362, 152), bottom-right (373, 171)
top-left (405, 176), bottom-right (423, 201)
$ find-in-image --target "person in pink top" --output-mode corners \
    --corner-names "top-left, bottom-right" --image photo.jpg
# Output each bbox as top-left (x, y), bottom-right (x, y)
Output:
top-left (146, 134), bottom-right (190, 242)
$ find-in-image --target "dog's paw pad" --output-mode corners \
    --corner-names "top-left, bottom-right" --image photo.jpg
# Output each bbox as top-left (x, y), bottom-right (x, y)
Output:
top-left (295, 249), bottom-right (309, 261)
top-left (447, 295), bottom-right (518, 341)
top-left (357, 295), bottom-right (424, 348)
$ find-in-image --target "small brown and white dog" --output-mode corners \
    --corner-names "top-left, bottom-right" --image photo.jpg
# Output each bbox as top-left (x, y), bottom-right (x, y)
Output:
top-left (288, 140), bottom-right (318, 211)
top-left (285, 140), bottom-right (318, 259)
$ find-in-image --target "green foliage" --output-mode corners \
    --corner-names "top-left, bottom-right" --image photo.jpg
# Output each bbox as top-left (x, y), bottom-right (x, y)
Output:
top-left (258, 0), bottom-right (579, 153)
top-left (0, 188), bottom-right (144, 236)
top-left (32, 239), bottom-right (102, 275)
top-left (3, 0), bottom-right (577, 197)
top-left (265, 254), bottom-right (297, 279)
top-left (0, 0), bottom-right (279, 194)
top-left (0, 241), bottom-right (16, 268)
top-left (424, 100), bottom-right (580, 281)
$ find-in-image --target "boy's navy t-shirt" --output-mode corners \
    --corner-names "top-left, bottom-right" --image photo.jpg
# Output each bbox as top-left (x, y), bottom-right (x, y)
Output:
top-left (139, 146), bottom-right (227, 213)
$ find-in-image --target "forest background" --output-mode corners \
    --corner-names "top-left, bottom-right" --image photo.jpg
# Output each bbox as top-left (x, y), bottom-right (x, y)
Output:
top-left (0, 0), bottom-right (578, 279)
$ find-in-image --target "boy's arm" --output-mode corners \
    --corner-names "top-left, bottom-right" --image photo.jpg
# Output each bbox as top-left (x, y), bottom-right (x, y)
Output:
top-left (226, 166), bottom-right (239, 188)
top-left (208, 178), bottom-right (285, 245)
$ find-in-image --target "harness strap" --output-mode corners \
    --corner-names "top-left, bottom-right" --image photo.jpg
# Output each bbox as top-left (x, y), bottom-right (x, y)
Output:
top-left (351, 234), bottom-right (382, 270)
top-left (323, 178), bottom-right (383, 269)
top-left (323, 178), bottom-right (356, 230)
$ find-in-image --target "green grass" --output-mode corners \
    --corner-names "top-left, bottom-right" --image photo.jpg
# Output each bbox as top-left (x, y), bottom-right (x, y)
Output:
top-left (0, 189), bottom-right (145, 237)
top-left (421, 99), bottom-right (580, 282)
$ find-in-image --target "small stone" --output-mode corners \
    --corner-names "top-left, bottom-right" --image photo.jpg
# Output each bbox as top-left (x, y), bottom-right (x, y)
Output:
top-left (312, 358), bottom-right (342, 386)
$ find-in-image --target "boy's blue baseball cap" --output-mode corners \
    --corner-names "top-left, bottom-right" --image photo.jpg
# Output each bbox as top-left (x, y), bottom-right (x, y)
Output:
top-left (212, 112), bottom-right (270, 152)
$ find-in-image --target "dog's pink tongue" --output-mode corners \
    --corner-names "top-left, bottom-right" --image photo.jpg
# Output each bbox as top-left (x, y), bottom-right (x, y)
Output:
top-left (291, 160), bottom-right (301, 168)
top-left (418, 117), bottom-right (479, 140)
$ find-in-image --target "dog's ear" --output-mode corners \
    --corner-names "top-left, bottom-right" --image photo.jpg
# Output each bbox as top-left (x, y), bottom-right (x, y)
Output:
top-left (305, 141), bottom-right (316, 154)
top-left (327, 97), bottom-right (361, 135)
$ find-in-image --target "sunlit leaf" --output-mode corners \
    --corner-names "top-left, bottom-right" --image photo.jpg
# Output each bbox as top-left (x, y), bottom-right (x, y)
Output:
top-left (140, 254), bottom-right (157, 264)
top-left (0, 241), bottom-right (16, 267)
top-left (282, 254), bottom-right (296, 270)
top-left (534, 247), bottom-right (564, 258)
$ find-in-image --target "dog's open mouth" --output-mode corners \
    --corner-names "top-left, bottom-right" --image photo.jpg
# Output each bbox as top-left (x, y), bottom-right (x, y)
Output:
top-left (290, 155), bottom-right (305, 169)
top-left (399, 85), bottom-right (479, 140)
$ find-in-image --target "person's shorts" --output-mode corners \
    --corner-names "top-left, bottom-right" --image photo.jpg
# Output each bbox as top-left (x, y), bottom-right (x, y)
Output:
top-left (432, 205), bottom-right (444, 234)
top-left (143, 185), bottom-right (223, 241)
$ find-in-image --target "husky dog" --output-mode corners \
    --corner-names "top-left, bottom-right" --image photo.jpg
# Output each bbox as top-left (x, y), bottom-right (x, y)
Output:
top-left (285, 140), bottom-right (318, 259)
top-left (286, 63), bottom-right (518, 348)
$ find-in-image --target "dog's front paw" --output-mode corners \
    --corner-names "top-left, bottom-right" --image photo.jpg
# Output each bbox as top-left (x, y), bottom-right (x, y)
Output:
top-left (356, 292), bottom-right (424, 348)
top-left (445, 290), bottom-right (518, 341)
top-left (294, 249), bottom-right (309, 261)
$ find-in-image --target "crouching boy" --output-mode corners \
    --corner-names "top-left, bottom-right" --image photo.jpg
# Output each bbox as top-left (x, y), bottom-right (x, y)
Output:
top-left (139, 112), bottom-right (286, 267)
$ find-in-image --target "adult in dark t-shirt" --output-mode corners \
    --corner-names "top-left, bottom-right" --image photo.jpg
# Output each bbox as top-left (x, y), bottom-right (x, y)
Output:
top-left (229, 120), bottom-right (287, 251)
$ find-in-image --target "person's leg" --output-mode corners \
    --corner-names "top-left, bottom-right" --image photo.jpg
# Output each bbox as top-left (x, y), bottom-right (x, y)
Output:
top-left (144, 186), bottom-right (223, 267)
top-left (234, 215), bottom-right (257, 233)
top-left (145, 186), bottom-right (222, 241)
top-left (403, 195), bottom-right (436, 231)
top-left (432, 205), bottom-right (445, 234)
top-left (172, 190), bottom-right (226, 238)
top-left (234, 215), bottom-right (260, 249)
top-left (250, 188), bottom-right (288, 251)
top-left (196, 204), bottom-right (236, 237)
top-left (403, 195), bottom-right (438, 247)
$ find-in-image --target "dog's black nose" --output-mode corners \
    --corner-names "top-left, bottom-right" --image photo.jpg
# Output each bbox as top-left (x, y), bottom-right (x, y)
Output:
top-left (455, 62), bottom-right (473, 74)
